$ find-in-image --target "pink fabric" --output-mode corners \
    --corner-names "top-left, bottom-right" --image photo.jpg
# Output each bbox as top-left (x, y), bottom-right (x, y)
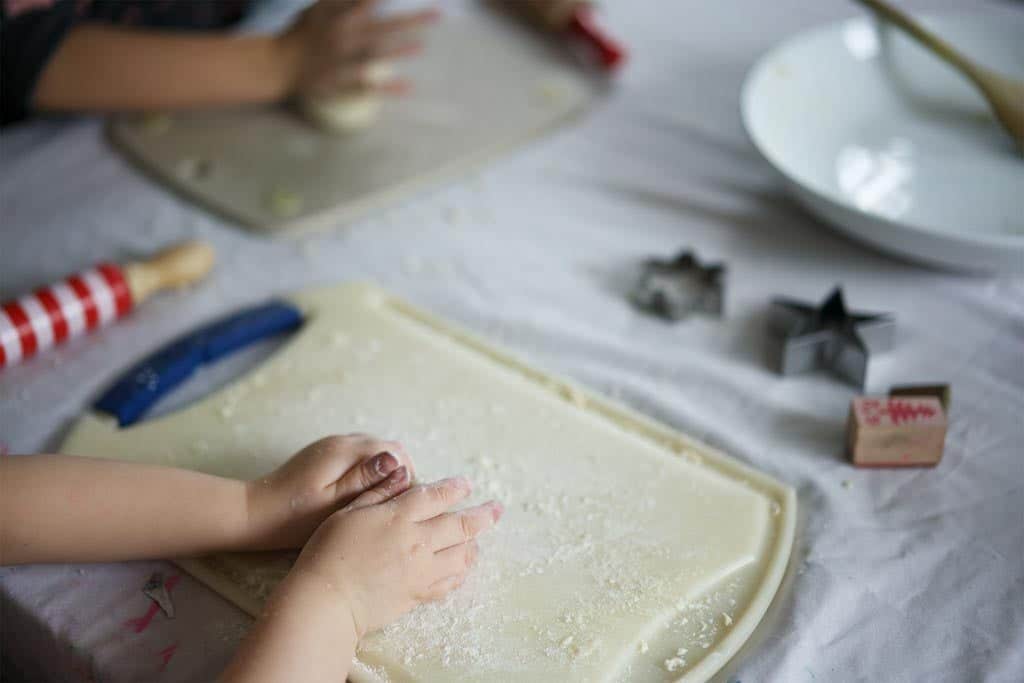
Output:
top-left (0, 562), bottom-right (248, 682)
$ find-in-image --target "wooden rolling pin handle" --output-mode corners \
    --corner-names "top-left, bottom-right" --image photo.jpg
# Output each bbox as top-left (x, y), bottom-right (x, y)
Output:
top-left (0, 241), bottom-right (215, 369)
top-left (123, 240), bottom-right (216, 306)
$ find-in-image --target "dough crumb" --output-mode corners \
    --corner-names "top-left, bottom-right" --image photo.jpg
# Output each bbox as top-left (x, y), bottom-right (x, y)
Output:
top-left (139, 112), bottom-right (172, 135)
top-left (266, 188), bottom-right (303, 217)
top-left (638, 640), bottom-right (649, 653)
top-left (176, 157), bottom-right (212, 181)
top-left (664, 655), bottom-right (686, 672)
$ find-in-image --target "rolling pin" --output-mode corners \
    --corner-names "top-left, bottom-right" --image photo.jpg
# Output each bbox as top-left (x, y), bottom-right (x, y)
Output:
top-left (514, 0), bottom-right (626, 71)
top-left (0, 241), bottom-right (215, 369)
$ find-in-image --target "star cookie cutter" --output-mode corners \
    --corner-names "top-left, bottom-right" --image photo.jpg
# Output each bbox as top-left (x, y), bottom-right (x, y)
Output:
top-left (767, 287), bottom-right (894, 388)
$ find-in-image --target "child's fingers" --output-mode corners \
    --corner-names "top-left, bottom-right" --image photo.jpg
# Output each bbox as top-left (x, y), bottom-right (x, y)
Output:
top-left (395, 478), bottom-right (472, 521)
top-left (344, 466), bottom-right (410, 511)
top-left (348, 0), bottom-right (383, 23)
top-left (420, 573), bottom-right (466, 602)
top-left (315, 62), bottom-right (398, 99)
top-left (376, 79), bottom-right (413, 96)
top-left (431, 539), bottom-right (479, 583)
top-left (327, 0), bottom-right (380, 46)
top-left (330, 450), bottom-right (399, 502)
top-left (312, 63), bottom-right (371, 96)
top-left (343, 434), bottom-right (398, 459)
top-left (370, 40), bottom-right (423, 63)
top-left (301, 434), bottom-right (413, 488)
top-left (335, 434), bottom-right (414, 481)
top-left (424, 501), bottom-right (503, 551)
top-left (367, 8), bottom-right (440, 40)
top-left (362, 438), bottom-right (414, 479)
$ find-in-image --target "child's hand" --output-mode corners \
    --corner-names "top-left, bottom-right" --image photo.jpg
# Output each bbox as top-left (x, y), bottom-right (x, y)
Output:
top-left (220, 472), bottom-right (501, 682)
top-left (244, 434), bottom-right (415, 550)
top-left (277, 0), bottom-right (439, 99)
top-left (295, 474), bottom-right (503, 637)
top-left (513, 0), bottom-right (582, 30)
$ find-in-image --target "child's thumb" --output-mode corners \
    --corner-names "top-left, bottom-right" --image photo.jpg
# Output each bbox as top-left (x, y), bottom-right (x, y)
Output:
top-left (332, 451), bottom-right (397, 503)
top-left (344, 465), bottom-right (410, 511)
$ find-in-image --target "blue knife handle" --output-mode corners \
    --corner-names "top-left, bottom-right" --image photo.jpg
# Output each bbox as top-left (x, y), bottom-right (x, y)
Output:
top-left (94, 301), bottom-right (303, 427)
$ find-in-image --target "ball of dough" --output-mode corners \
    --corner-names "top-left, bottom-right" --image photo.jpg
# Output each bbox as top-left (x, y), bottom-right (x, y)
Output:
top-left (301, 62), bottom-right (395, 135)
top-left (302, 95), bottom-right (382, 134)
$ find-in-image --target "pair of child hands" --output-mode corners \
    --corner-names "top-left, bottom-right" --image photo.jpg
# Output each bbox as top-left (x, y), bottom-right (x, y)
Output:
top-left (244, 434), bottom-right (503, 637)
top-left (213, 434), bottom-right (502, 681)
top-left (0, 433), bottom-right (501, 681)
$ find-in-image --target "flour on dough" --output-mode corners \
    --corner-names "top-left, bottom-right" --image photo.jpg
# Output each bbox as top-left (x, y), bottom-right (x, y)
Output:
top-left (301, 62), bottom-right (395, 134)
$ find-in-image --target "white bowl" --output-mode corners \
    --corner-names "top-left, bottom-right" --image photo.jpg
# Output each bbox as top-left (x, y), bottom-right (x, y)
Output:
top-left (742, 10), bottom-right (1024, 273)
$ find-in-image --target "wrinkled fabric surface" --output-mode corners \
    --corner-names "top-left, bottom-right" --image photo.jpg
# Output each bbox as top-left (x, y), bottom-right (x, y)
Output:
top-left (1, 1), bottom-right (1021, 681)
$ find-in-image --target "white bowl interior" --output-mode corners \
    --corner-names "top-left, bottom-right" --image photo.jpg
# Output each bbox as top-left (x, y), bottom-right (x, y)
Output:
top-left (742, 10), bottom-right (1024, 270)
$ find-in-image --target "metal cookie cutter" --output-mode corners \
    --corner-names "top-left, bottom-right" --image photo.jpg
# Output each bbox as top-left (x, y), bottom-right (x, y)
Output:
top-left (631, 250), bottom-right (725, 321)
top-left (767, 287), bottom-right (894, 389)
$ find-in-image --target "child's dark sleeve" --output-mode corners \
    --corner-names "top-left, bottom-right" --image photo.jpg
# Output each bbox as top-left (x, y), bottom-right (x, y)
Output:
top-left (1, 0), bottom-right (80, 126)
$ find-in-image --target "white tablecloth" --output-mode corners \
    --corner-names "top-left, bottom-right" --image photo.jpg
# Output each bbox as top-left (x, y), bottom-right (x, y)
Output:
top-left (2, 1), bottom-right (1021, 681)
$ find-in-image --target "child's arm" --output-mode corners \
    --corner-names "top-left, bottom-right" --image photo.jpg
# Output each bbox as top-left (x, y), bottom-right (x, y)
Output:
top-left (220, 474), bottom-right (503, 683)
top-left (0, 434), bottom-right (412, 565)
top-left (31, 0), bottom-right (438, 114)
top-left (33, 28), bottom-right (292, 114)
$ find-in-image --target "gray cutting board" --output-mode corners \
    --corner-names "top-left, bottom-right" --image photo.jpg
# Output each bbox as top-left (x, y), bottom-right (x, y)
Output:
top-left (108, 10), bottom-right (600, 234)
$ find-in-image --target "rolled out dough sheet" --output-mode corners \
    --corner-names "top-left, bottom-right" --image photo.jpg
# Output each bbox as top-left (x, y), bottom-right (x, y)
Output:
top-left (61, 284), bottom-right (796, 682)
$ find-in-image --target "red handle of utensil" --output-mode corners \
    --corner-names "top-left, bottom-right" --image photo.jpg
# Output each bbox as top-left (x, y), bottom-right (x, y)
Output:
top-left (566, 5), bottom-right (626, 71)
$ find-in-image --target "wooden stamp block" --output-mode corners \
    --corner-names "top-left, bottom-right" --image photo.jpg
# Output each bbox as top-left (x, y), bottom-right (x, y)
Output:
top-left (847, 396), bottom-right (947, 467)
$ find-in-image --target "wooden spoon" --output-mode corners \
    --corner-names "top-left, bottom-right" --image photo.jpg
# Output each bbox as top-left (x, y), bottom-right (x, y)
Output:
top-left (855, 0), bottom-right (1024, 155)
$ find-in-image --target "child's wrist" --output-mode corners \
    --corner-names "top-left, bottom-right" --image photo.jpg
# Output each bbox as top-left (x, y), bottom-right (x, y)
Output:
top-left (286, 563), bottom-right (364, 639)
top-left (241, 478), bottom-right (277, 549)
top-left (270, 30), bottom-right (302, 100)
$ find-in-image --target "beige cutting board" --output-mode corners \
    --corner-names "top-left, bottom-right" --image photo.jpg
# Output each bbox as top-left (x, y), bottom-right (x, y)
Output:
top-left (61, 284), bottom-right (796, 682)
top-left (107, 10), bottom-right (599, 235)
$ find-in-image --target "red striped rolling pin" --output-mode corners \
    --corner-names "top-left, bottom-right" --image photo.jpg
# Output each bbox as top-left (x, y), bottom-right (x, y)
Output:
top-left (1, 241), bottom-right (215, 369)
